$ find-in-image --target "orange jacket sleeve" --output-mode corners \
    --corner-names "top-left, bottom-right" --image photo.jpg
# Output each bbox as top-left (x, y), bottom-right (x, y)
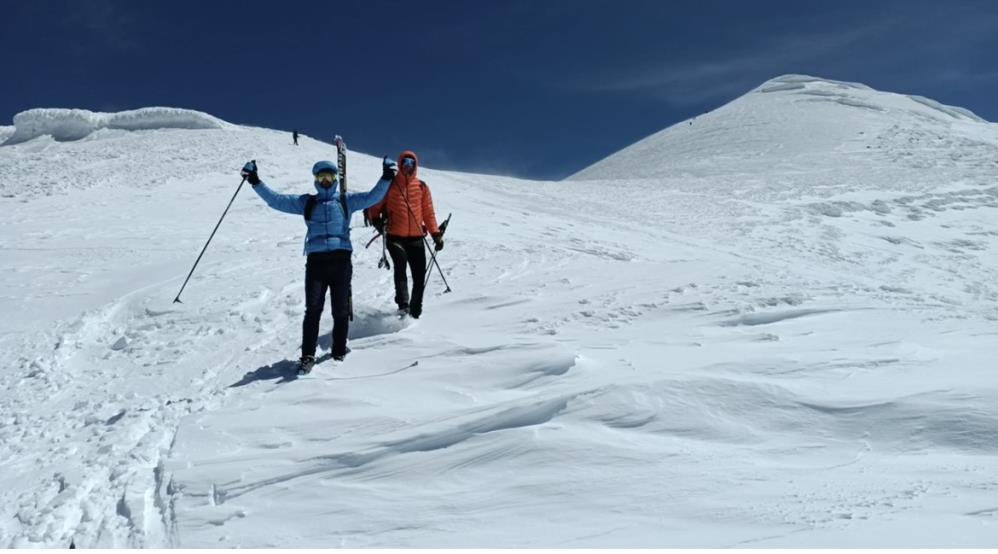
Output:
top-left (421, 183), bottom-right (440, 236)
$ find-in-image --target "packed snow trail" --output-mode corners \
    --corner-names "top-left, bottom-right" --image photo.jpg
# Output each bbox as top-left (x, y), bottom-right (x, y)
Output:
top-left (2, 76), bottom-right (998, 546)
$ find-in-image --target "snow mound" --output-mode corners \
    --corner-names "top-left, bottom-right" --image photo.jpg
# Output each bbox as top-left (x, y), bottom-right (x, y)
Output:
top-left (756, 75), bottom-right (982, 122)
top-left (2, 107), bottom-right (231, 145)
top-left (757, 75), bottom-right (885, 113)
top-left (757, 74), bottom-right (873, 93)
top-left (906, 94), bottom-right (985, 123)
top-left (571, 74), bottom-right (992, 181)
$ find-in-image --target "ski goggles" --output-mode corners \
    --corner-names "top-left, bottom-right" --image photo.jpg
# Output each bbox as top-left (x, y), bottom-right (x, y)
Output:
top-left (314, 170), bottom-right (338, 184)
top-left (401, 157), bottom-right (416, 170)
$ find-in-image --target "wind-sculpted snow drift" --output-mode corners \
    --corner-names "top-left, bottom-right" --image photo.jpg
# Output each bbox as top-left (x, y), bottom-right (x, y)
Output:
top-left (1, 76), bottom-right (997, 547)
top-left (2, 107), bottom-right (229, 145)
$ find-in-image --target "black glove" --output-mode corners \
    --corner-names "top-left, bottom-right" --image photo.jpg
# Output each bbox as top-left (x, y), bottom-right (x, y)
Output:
top-left (241, 160), bottom-right (261, 186)
top-left (432, 233), bottom-right (444, 252)
top-left (381, 156), bottom-right (397, 181)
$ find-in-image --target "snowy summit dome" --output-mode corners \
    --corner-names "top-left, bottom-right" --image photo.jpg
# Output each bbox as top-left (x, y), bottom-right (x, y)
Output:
top-left (571, 74), bottom-right (990, 180)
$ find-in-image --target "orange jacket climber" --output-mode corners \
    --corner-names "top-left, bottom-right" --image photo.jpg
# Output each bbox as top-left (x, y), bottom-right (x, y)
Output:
top-left (368, 150), bottom-right (440, 239)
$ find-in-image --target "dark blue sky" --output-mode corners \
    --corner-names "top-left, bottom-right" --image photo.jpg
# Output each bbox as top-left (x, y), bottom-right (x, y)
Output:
top-left (4, 0), bottom-right (998, 179)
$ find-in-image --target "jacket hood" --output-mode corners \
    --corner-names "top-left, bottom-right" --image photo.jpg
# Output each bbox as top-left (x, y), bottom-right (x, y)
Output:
top-left (312, 160), bottom-right (340, 198)
top-left (312, 160), bottom-right (338, 175)
top-left (313, 179), bottom-right (339, 198)
top-left (397, 150), bottom-right (419, 178)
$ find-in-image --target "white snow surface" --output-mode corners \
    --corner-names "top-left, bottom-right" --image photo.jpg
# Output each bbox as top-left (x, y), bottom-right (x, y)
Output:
top-left (572, 74), bottom-right (994, 180)
top-left (1, 77), bottom-right (998, 547)
top-left (1, 107), bottom-right (230, 146)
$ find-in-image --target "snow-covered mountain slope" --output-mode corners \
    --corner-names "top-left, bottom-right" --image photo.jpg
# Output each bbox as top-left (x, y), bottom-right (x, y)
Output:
top-left (1, 82), bottom-right (997, 548)
top-left (572, 74), bottom-right (998, 181)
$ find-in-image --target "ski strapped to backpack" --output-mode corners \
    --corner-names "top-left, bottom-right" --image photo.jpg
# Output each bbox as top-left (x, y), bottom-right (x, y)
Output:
top-left (334, 135), bottom-right (353, 321)
top-left (334, 135), bottom-right (348, 215)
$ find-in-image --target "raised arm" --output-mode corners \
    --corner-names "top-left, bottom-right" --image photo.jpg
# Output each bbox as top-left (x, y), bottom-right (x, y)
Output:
top-left (242, 160), bottom-right (307, 215)
top-left (252, 181), bottom-right (308, 215)
top-left (347, 177), bottom-right (391, 212)
top-left (347, 157), bottom-right (397, 212)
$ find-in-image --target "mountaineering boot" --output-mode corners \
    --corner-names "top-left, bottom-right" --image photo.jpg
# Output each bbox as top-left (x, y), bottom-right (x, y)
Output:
top-left (333, 347), bottom-right (351, 362)
top-left (298, 355), bottom-right (316, 375)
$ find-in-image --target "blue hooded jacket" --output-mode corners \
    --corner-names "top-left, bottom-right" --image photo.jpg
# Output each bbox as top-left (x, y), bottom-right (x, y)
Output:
top-left (251, 175), bottom-right (390, 255)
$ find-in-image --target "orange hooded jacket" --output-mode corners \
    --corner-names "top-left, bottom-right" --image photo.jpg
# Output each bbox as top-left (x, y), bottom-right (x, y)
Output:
top-left (368, 151), bottom-right (440, 238)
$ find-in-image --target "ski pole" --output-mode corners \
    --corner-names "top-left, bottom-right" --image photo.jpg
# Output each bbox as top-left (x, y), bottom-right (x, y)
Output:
top-left (173, 172), bottom-right (249, 303)
top-left (424, 214), bottom-right (451, 291)
top-left (423, 236), bottom-right (452, 293)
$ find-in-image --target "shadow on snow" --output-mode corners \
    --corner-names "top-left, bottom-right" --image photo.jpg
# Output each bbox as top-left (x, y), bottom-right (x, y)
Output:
top-left (229, 353), bottom-right (332, 387)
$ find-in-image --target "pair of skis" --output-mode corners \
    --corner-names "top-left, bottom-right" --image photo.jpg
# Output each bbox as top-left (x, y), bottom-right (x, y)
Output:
top-left (333, 135), bottom-right (354, 323)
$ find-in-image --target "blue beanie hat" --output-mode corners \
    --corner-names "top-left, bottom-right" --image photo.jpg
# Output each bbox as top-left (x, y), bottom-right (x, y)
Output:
top-left (312, 160), bottom-right (338, 175)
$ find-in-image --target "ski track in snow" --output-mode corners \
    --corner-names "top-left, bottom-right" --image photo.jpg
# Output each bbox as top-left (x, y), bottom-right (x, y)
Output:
top-left (2, 77), bottom-right (998, 546)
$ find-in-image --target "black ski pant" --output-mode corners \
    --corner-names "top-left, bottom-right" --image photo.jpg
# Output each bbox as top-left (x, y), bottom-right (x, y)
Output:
top-left (387, 236), bottom-right (426, 316)
top-left (302, 250), bottom-right (352, 358)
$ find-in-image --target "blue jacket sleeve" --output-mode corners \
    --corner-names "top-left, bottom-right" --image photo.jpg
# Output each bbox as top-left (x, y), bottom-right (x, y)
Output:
top-left (251, 182), bottom-right (307, 215)
top-left (346, 177), bottom-right (391, 213)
